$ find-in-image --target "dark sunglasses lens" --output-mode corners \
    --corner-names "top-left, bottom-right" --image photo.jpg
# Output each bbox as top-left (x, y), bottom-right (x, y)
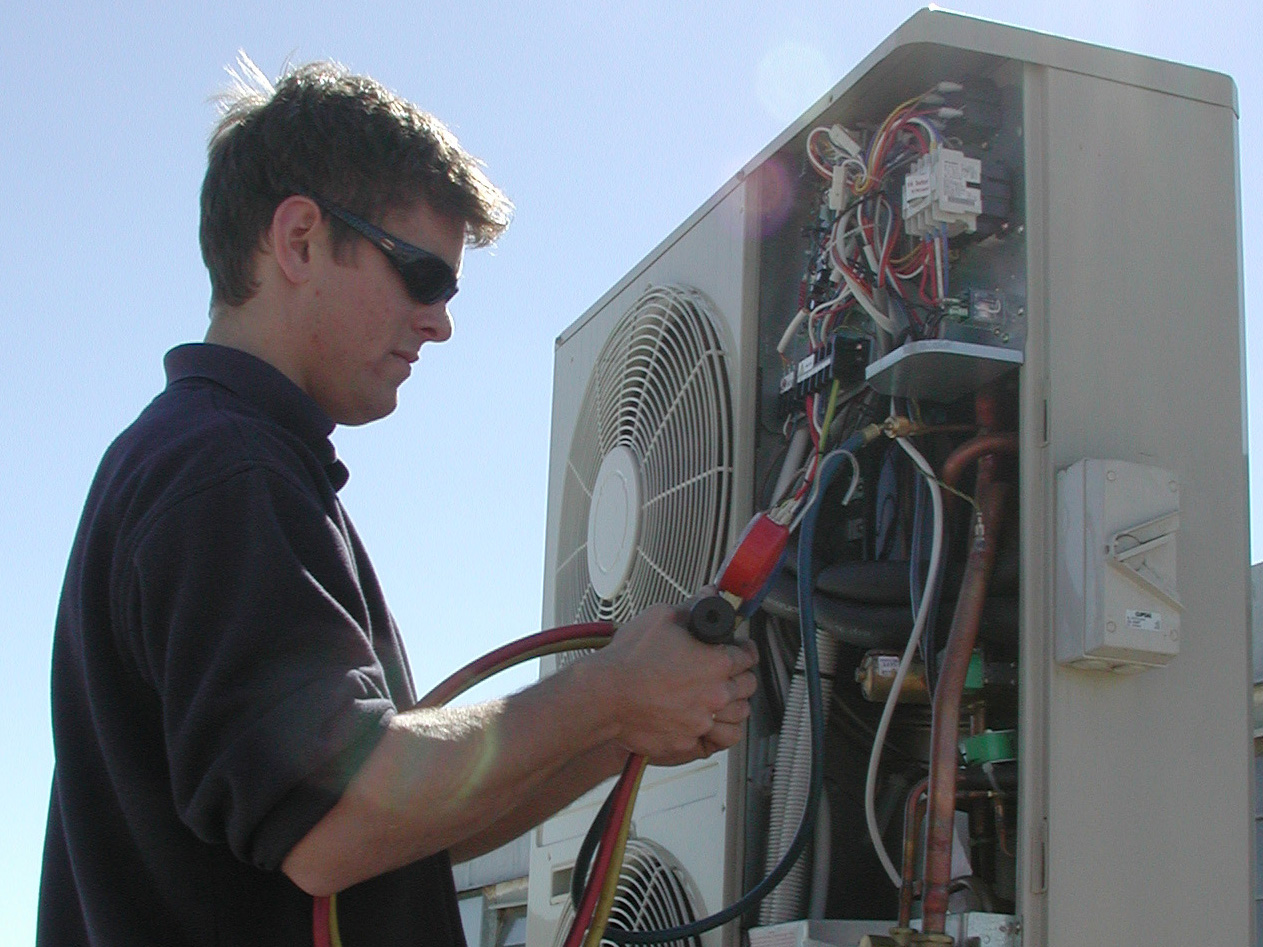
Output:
top-left (401, 257), bottom-right (458, 305)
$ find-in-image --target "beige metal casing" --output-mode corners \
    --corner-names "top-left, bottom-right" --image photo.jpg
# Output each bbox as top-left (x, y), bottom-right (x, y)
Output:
top-left (1020, 43), bottom-right (1249, 946)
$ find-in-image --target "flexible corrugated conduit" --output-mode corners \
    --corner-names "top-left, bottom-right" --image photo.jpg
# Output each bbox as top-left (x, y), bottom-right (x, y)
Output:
top-left (759, 627), bottom-right (840, 923)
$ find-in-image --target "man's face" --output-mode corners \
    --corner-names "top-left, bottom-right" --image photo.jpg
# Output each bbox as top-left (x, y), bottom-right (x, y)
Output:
top-left (296, 200), bottom-right (464, 425)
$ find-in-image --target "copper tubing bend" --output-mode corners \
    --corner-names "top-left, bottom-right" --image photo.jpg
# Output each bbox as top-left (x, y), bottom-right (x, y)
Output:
top-left (940, 433), bottom-right (1018, 496)
top-left (920, 452), bottom-right (1010, 934)
top-left (898, 776), bottom-right (930, 929)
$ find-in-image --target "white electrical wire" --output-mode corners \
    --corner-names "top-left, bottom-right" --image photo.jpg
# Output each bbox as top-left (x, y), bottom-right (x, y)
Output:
top-left (858, 204), bottom-right (880, 275)
top-left (840, 268), bottom-right (898, 336)
top-left (777, 308), bottom-right (809, 354)
top-left (879, 198), bottom-right (896, 283)
top-left (771, 427), bottom-right (812, 506)
top-left (863, 435), bottom-right (945, 887)
top-left (908, 116), bottom-right (941, 145)
top-left (788, 448), bottom-right (860, 534)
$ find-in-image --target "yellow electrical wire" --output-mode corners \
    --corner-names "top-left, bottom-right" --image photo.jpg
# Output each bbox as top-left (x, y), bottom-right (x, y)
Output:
top-left (817, 379), bottom-right (842, 462)
top-left (582, 756), bottom-right (649, 947)
top-left (853, 91), bottom-right (927, 195)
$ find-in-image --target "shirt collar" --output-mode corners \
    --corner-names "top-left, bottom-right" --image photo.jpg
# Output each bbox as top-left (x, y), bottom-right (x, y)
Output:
top-left (163, 343), bottom-right (349, 489)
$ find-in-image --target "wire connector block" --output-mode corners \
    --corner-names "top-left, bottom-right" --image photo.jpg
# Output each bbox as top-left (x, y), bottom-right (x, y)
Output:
top-left (779, 335), bottom-right (871, 411)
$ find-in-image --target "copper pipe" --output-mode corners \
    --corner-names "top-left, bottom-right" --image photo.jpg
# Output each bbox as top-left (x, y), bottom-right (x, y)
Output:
top-left (898, 783), bottom-right (1000, 929)
top-left (920, 464), bottom-right (1010, 934)
top-left (941, 433), bottom-right (1018, 496)
top-left (897, 776), bottom-right (930, 928)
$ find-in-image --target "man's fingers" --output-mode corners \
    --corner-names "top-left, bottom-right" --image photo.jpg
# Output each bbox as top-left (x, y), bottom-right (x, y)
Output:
top-left (711, 700), bottom-right (751, 727)
top-left (725, 639), bottom-right (759, 673)
top-left (725, 670), bottom-right (758, 703)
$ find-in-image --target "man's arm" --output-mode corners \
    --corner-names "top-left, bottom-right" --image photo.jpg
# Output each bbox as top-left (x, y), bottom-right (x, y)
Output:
top-left (450, 673), bottom-right (756, 866)
top-left (447, 741), bottom-right (627, 864)
top-left (281, 604), bottom-right (757, 897)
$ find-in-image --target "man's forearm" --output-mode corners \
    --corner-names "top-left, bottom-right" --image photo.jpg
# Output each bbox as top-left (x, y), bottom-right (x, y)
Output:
top-left (448, 741), bottom-right (628, 864)
top-left (282, 658), bottom-right (620, 897)
top-left (282, 605), bottom-right (758, 897)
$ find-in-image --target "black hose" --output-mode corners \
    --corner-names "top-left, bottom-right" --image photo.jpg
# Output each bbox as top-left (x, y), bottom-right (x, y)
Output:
top-left (571, 786), bottom-right (616, 913)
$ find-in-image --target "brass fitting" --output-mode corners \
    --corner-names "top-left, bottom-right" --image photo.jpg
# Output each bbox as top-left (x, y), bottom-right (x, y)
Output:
top-left (860, 421), bottom-right (885, 444)
top-left (881, 415), bottom-right (931, 439)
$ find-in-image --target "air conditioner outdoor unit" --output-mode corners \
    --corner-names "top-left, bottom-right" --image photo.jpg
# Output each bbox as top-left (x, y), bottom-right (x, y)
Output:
top-left (529, 10), bottom-right (1249, 947)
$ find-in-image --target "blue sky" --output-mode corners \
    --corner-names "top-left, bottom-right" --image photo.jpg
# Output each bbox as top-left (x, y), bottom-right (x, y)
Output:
top-left (1, 1), bottom-right (1258, 941)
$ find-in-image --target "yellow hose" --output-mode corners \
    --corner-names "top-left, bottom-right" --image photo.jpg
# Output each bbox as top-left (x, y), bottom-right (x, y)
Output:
top-left (582, 757), bottom-right (648, 947)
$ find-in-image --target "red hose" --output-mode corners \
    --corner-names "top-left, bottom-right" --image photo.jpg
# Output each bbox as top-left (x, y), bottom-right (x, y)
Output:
top-left (314, 621), bottom-right (619, 947)
top-left (419, 623), bottom-right (616, 707)
top-left (563, 754), bottom-right (645, 947)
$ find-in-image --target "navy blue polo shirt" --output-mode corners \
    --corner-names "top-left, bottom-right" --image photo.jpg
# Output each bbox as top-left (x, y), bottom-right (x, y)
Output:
top-left (39, 343), bottom-right (465, 946)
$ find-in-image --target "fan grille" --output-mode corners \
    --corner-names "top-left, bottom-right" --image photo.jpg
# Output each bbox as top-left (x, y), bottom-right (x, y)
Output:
top-left (551, 838), bottom-right (703, 947)
top-left (555, 285), bottom-right (733, 630)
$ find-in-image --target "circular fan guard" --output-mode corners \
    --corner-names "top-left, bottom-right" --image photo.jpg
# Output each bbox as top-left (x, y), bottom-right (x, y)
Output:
top-left (551, 838), bottom-right (703, 947)
top-left (554, 285), bottom-right (734, 632)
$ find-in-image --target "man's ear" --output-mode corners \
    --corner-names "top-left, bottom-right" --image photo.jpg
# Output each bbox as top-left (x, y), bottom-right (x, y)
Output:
top-left (268, 195), bottom-right (323, 287)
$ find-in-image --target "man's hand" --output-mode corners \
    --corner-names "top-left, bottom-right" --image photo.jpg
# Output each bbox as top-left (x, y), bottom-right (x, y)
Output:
top-left (588, 598), bottom-right (758, 766)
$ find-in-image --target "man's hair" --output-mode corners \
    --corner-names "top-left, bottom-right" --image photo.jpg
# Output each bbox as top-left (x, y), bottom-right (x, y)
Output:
top-left (200, 55), bottom-right (512, 307)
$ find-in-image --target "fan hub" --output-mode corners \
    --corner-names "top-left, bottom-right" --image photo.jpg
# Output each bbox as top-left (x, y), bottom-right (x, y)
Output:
top-left (587, 445), bottom-right (643, 601)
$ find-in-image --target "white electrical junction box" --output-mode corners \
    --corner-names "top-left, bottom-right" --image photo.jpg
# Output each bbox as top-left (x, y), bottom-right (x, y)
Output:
top-left (1056, 459), bottom-right (1182, 671)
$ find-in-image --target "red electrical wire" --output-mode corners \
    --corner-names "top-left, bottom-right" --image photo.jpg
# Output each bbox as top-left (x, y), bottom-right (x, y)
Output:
top-left (313, 893), bottom-right (333, 947)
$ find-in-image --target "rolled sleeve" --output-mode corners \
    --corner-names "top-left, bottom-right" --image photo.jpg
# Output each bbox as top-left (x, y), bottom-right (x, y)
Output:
top-left (129, 463), bottom-right (398, 870)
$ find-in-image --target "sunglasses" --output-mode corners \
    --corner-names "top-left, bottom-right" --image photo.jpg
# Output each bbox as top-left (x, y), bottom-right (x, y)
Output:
top-left (303, 192), bottom-right (459, 305)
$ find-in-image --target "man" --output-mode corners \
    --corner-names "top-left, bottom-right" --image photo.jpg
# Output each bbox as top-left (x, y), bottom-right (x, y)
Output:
top-left (38, 59), bottom-right (757, 945)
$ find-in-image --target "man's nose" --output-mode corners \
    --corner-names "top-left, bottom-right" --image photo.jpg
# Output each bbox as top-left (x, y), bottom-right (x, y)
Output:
top-left (414, 301), bottom-right (453, 343)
